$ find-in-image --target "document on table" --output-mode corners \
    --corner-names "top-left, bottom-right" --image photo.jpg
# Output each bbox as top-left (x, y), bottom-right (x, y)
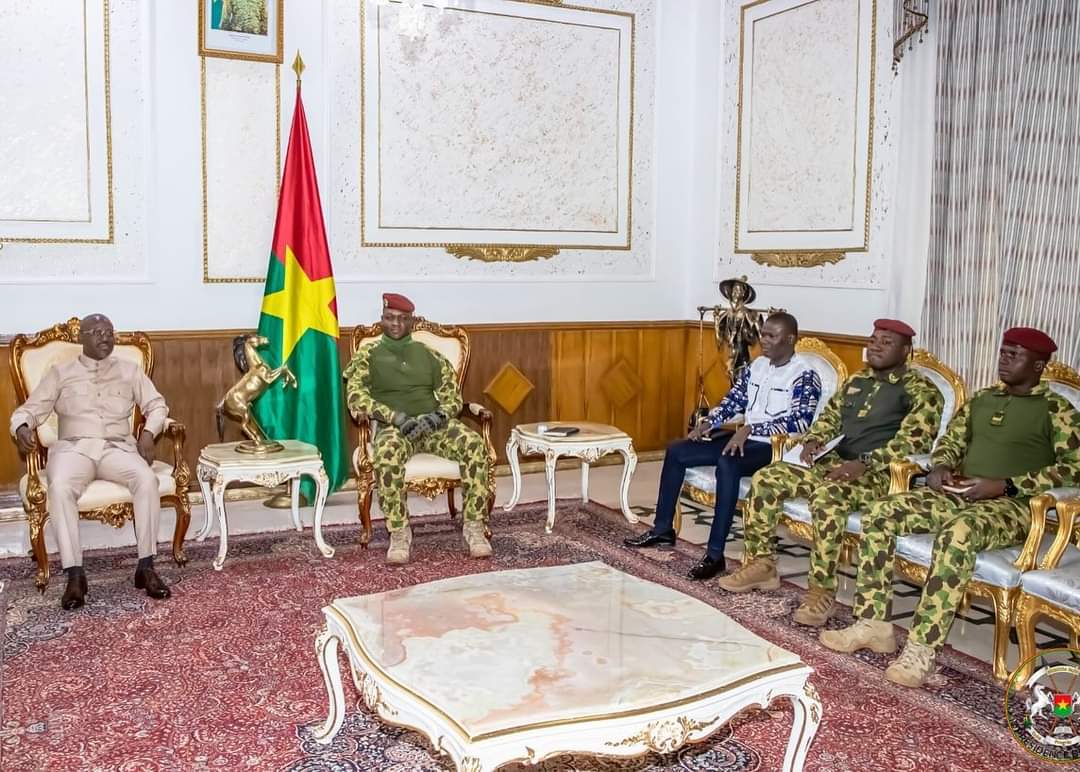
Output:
top-left (782, 435), bottom-right (845, 468)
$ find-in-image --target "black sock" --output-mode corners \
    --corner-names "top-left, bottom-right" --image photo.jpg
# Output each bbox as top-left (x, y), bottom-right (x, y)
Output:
top-left (64, 565), bottom-right (85, 577)
top-left (137, 556), bottom-right (154, 571)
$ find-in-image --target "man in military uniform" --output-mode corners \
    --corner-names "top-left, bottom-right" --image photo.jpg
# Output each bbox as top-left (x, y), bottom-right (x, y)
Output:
top-left (821, 327), bottom-right (1080, 688)
top-left (343, 293), bottom-right (493, 564)
top-left (10, 314), bottom-right (172, 610)
top-left (719, 320), bottom-right (944, 630)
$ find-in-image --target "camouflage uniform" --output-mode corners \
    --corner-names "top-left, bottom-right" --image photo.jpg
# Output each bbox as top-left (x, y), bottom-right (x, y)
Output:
top-left (742, 368), bottom-right (943, 592)
top-left (854, 383), bottom-right (1080, 648)
top-left (343, 341), bottom-right (493, 531)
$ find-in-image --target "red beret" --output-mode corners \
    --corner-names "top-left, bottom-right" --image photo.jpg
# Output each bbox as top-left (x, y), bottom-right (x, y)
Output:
top-left (382, 293), bottom-right (415, 313)
top-left (1003, 326), bottom-right (1057, 358)
top-left (873, 318), bottom-right (916, 338)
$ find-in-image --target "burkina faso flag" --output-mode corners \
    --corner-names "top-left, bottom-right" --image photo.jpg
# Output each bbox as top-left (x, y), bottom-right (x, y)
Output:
top-left (253, 81), bottom-right (346, 499)
top-left (1054, 694), bottom-right (1074, 718)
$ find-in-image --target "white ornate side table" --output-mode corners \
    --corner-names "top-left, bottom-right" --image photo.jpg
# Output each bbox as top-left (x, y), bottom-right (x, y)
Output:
top-left (504, 421), bottom-right (638, 532)
top-left (313, 562), bottom-right (821, 771)
top-left (195, 440), bottom-right (334, 570)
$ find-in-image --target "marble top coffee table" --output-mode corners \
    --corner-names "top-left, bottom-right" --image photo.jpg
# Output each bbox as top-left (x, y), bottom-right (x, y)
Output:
top-left (313, 562), bottom-right (821, 771)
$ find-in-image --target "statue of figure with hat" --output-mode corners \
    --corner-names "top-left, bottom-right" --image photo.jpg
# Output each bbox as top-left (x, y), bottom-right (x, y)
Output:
top-left (698, 276), bottom-right (773, 382)
top-left (721, 319), bottom-right (945, 631)
top-left (821, 325), bottom-right (1080, 689)
top-left (342, 293), bottom-right (494, 565)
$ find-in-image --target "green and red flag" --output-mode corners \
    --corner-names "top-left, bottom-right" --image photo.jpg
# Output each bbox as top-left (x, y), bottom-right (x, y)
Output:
top-left (1054, 694), bottom-right (1074, 718)
top-left (253, 79), bottom-right (346, 499)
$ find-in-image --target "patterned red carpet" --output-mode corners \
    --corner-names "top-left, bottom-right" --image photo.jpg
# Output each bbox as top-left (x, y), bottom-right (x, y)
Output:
top-left (0, 502), bottom-right (1041, 771)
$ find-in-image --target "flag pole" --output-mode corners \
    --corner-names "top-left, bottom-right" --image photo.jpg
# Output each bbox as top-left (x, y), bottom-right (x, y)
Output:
top-left (265, 50), bottom-right (311, 512)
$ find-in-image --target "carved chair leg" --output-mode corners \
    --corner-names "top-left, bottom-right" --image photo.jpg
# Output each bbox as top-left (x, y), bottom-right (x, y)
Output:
top-left (447, 485), bottom-right (458, 521)
top-left (171, 493), bottom-right (191, 566)
top-left (29, 512), bottom-right (50, 593)
top-left (357, 480), bottom-right (374, 548)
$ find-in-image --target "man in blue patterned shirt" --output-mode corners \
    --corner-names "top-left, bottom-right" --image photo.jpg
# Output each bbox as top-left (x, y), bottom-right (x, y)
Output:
top-left (625, 312), bottom-right (821, 580)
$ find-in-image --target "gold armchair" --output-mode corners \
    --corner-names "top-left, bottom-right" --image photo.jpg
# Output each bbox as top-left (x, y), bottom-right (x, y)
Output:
top-left (349, 318), bottom-right (497, 547)
top-left (10, 317), bottom-right (192, 592)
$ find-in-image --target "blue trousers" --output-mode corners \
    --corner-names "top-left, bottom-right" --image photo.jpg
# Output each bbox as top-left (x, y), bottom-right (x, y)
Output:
top-left (652, 434), bottom-right (774, 559)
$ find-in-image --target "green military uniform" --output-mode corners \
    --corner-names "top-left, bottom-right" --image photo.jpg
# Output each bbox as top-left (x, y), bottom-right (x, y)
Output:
top-left (742, 368), bottom-right (944, 591)
top-left (343, 335), bottom-right (493, 531)
top-left (854, 383), bottom-right (1080, 648)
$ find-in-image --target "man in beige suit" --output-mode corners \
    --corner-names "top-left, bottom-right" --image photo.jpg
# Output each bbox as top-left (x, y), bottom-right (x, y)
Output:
top-left (11, 314), bottom-right (172, 610)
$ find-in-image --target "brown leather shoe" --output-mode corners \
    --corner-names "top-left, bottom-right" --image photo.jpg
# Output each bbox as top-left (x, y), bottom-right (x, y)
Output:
top-left (61, 572), bottom-right (88, 611)
top-left (134, 567), bottom-right (171, 600)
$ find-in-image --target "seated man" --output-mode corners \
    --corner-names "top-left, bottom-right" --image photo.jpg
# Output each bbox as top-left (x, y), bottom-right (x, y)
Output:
top-left (821, 327), bottom-right (1080, 687)
top-left (719, 319), bottom-right (944, 628)
top-left (343, 293), bottom-right (493, 565)
top-left (624, 312), bottom-right (821, 580)
top-left (10, 314), bottom-right (172, 610)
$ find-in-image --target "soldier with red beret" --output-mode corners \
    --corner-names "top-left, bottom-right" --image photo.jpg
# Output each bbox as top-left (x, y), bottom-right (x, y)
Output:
top-left (343, 293), bottom-right (494, 564)
top-left (822, 326), bottom-right (1080, 688)
top-left (720, 319), bottom-right (945, 629)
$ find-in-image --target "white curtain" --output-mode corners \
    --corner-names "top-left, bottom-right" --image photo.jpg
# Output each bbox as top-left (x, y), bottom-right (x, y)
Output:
top-left (922, 0), bottom-right (1080, 388)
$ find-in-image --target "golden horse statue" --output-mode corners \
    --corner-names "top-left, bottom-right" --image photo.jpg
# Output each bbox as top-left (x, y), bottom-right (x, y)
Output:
top-left (215, 334), bottom-right (297, 454)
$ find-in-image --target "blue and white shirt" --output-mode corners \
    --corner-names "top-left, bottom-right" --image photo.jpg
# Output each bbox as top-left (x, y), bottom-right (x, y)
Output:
top-left (706, 354), bottom-right (822, 443)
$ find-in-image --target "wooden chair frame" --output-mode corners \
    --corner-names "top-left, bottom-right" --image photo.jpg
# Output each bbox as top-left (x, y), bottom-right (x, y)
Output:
top-left (349, 318), bottom-right (497, 546)
top-left (10, 317), bottom-right (191, 592)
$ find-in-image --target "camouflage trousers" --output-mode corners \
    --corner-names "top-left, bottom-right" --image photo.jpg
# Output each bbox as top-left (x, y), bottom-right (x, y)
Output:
top-left (743, 459), bottom-right (891, 592)
top-left (372, 419), bottom-right (493, 531)
top-left (853, 489), bottom-right (1029, 648)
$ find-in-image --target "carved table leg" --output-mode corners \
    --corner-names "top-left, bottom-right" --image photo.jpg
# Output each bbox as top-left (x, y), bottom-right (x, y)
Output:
top-left (290, 476), bottom-right (303, 532)
top-left (195, 464), bottom-right (215, 541)
top-left (544, 449), bottom-right (559, 534)
top-left (313, 466), bottom-right (335, 558)
top-left (782, 680), bottom-right (822, 772)
top-left (212, 477), bottom-right (230, 571)
top-left (312, 627), bottom-right (347, 745)
top-left (617, 443), bottom-right (639, 524)
top-left (503, 432), bottom-right (522, 511)
top-left (580, 460), bottom-right (590, 504)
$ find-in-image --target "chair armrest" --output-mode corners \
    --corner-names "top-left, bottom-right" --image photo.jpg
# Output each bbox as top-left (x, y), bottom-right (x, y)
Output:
top-left (1040, 495), bottom-right (1080, 571)
top-left (770, 433), bottom-right (800, 463)
top-left (22, 431), bottom-right (47, 511)
top-left (351, 411), bottom-right (373, 470)
top-left (1017, 492), bottom-right (1057, 571)
top-left (161, 419), bottom-right (192, 490)
top-left (459, 402), bottom-right (497, 466)
top-left (887, 454), bottom-right (934, 495)
top-left (462, 402), bottom-right (493, 422)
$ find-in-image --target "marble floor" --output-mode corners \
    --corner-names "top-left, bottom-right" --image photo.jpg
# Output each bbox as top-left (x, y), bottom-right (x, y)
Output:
top-left (0, 459), bottom-right (1065, 672)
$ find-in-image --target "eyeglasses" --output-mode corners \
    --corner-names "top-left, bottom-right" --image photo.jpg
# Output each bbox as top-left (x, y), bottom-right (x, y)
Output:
top-left (85, 329), bottom-right (114, 339)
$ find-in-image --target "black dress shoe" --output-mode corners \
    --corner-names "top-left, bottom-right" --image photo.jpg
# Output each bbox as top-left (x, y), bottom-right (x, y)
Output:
top-left (687, 554), bottom-right (726, 581)
top-left (61, 573), bottom-right (88, 610)
top-left (134, 567), bottom-right (172, 600)
top-left (623, 530), bottom-right (676, 549)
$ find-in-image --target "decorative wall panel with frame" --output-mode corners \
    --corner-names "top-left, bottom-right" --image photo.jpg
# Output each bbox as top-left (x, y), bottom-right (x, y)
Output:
top-left (733, 0), bottom-right (877, 268)
top-left (359, 0), bottom-right (635, 262)
top-left (0, 0), bottom-right (114, 243)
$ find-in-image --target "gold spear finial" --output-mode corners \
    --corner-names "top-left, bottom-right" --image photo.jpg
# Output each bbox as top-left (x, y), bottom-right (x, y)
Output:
top-left (292, 50), bottom-right (305, 84)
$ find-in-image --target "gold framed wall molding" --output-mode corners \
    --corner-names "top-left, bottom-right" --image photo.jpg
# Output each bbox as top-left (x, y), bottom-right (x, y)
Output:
top-left (0, 0), bottom-right (115, 245)
top-left (359, 0), bottom-right (635, 263)
top-left (733, 0), bottom-right (877, 269)
top-left (200, 57), bottom-right (282, 283)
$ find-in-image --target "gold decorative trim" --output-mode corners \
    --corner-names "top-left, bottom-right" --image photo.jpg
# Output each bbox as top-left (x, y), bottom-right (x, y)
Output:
top-left (445, 246), bottom-right (561, 263)
top-left (1044, 359), bottom-right (1080, 391)
top-left (605, 714), bottom-right (720, 753)
top-left (359, 0), bottom-right (634, 256)
top-left (1, 0), bottom-right (115, 245)
top-left (201, 59), bottom-right (282, 283)
top-left (733, 0), bottom-right (877, 266)
top-left (198, 0), bottom-right (285, 64)
top-left (911, 347), bottom-right (968, 406)
top-left (751, 251), bottom-right (846, 268)
top-left (796, 336), bottom-right (850, 384)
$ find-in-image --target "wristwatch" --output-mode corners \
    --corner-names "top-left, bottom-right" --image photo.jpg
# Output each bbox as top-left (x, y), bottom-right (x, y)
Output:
top-left (1004, 478), bottom-right (1018, 497)
top-left (858, 452), bottom-right (874, 465)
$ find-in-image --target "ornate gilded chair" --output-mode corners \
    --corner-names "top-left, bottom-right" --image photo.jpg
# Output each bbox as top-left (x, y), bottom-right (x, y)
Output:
top-left (350, 318), bottom-right (497, 546)
top-left (10, 318), bottom-right (192, 592)
top-left (679, 337), bottom-right (848, 537)
top-left (889, 359), bottom-right (1080, 680)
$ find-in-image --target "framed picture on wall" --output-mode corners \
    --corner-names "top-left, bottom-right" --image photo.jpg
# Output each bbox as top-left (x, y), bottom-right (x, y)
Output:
top-left (199, 0), bottom-right (284, 63)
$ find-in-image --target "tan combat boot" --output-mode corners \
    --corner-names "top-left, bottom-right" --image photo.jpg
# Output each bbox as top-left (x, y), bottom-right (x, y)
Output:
top-left (463, 521), bottom-right (493, 559)
top-left (885, 640), bottom-right (936, 688)
top-left (386, 527), bottom-right (412, 565)
top-left (793, 587), bottom-right (835, 627)
top-left (819, 618), bottom-right (897, 654)
top-left (716, 557), bottom-right (780, 593)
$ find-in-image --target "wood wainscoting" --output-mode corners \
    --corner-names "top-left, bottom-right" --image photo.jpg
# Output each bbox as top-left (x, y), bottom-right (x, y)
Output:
top-left (0, 322), bottom-right (868, 494)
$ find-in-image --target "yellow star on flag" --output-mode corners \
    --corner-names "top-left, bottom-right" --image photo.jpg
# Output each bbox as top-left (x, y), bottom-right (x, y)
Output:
top-left (260, 245), bottom-right (339, 363)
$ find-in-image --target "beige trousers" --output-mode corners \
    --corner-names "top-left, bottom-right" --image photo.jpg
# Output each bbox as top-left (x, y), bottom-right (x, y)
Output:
top-left (46, 447), bottom-right (160, 567)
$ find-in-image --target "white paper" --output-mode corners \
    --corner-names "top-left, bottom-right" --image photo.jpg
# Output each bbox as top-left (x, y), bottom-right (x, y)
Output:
top-left (783, 435), bottom-right (845, 468)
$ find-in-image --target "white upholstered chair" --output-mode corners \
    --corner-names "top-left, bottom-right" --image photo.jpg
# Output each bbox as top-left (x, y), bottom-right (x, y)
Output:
top-left (890, 359), bottom-right (1080, 680)
top-left (10, 318), bottom-right (191, 592)
top-left (679, 337), bottom-right (848, 537)
top-left (349, 319), bottom-right (496, 546)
